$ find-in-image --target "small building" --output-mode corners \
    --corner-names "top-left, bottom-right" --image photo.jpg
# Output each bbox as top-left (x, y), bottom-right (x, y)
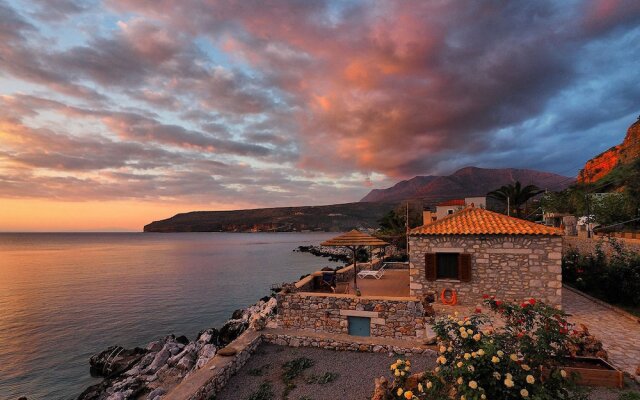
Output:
top-left (408, 206), bottom-right (563, 306)
top-left (434, 199), bottom-right (466, 220)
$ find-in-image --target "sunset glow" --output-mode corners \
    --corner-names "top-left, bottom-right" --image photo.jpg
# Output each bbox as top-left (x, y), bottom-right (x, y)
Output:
top-left (1, 0), bottom-right (640, 231)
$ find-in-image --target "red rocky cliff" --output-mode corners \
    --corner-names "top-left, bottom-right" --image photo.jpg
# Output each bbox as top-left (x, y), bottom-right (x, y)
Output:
top-left (578, 117), bottom-right (640, 183)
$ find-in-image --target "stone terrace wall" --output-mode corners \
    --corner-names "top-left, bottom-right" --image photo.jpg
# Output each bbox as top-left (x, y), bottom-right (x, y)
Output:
top-left (564, 235), bottom-right (640, 256)
top-left (263, 332), bottom-right (435, 356)
top-left (409, 235), bottom-right (563, 306)
top-left (277, 293), bottom-right (426, 339)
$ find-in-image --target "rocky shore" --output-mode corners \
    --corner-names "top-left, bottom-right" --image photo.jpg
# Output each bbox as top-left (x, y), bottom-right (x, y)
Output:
top-left (78, 297), bottom-right (277, 400)
top-left (294, 245), bottom-right (352, 263)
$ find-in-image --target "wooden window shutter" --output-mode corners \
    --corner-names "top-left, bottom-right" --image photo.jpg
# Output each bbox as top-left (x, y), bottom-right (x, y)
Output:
top-left (425, 253), bottom-right (437, 281)
top-left (458, 253), bottom-right (472, 282)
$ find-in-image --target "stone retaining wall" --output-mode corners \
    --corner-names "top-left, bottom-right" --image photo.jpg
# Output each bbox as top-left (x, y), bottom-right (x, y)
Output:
top-left (564, 235), bottom-right (640, 256)
top-left (168, 331), bottom-right (263, 400)
top-left (409, 235), bottom-right (563, 306)
top-left (262, 332), bottom-right (435, 356)
top-left (276, 293), bottom-right (426, 339)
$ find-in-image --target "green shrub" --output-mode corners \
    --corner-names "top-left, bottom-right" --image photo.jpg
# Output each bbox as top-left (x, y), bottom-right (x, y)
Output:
top-left (247, 382), bottom-right (274, 400)
top-left (619, 391), bottom-right (640, 400)
top-left (562, 239), bottom-right (640, 307)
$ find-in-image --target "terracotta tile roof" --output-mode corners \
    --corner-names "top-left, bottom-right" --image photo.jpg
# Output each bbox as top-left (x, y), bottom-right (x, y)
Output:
top-left (409, 207), bottom-right (562, 236)
top-left (437, 199), bottom-right (465, 207)
top-left (321, 229), bottom-right (389, 247)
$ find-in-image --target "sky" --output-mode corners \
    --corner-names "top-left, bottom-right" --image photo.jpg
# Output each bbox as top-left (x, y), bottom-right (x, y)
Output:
top-left (1, 0), bottom-right (639, 231)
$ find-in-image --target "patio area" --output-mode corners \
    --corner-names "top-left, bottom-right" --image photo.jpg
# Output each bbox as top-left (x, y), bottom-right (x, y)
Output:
top-left (354, 269), bottom-right (410, 297)
top-left (297, 268), bottom-right (411, 298)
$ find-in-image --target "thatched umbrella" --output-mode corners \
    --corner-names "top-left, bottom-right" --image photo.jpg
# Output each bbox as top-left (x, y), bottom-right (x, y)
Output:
top-left (321, 230), bottom-right (388, 289)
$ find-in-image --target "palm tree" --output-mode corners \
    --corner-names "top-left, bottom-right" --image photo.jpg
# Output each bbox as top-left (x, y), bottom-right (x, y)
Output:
top-left (487, 181), bottom-right (543, 218)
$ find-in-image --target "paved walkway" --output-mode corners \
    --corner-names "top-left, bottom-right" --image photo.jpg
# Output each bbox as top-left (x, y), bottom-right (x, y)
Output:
top-left (563, 288), bottom-right (640, 376)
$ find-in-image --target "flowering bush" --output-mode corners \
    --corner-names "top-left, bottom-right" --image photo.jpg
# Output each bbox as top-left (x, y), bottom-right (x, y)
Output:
top-left (387, 298), bottom-right (588, 400)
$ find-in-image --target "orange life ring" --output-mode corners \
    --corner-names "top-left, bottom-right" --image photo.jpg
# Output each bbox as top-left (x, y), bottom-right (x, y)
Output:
top-left (441, 288), bottom-right (458, 306)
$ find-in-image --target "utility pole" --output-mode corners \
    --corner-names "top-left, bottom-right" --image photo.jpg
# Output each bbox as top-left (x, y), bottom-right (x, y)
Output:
top-left (405, 201), bottom-right (409, 256)
top-left (585, 193), bottom-right (591, 238)
top-left (507, 197), bottom-right (510, 217)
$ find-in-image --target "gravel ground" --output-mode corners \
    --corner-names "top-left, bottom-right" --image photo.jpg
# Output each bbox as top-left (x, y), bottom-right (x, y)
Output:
top-left (216, 343), bottom-right (639, 400)
top-left (216, 343), bottom-right (435, 400)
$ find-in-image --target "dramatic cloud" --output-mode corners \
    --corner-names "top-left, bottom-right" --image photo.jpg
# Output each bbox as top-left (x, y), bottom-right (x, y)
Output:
top-left (1, 0), bottom-right (640, 228)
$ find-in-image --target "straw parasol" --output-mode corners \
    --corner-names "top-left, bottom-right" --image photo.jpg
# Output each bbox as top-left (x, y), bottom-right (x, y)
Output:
top-left (320, 229), bottom-right (388, 289)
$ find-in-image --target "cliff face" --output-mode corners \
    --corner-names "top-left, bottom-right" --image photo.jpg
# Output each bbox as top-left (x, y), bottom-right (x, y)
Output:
top-left (578, 118), bottom-right (640, 183)
top-left (361, 167), bottom-right (572, 203)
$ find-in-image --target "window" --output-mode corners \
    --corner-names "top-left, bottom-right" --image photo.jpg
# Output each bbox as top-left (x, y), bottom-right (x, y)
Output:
top-left (436, 253), bottom-right (459, 279)
top-left (447, 209), bottom-right (454, 215)
top-left (425, 252), bottom-right (472, 282)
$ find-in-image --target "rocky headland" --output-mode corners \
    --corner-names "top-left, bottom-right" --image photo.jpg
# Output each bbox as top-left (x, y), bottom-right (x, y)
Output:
top-left (78, 297), bottom-right (277, 400)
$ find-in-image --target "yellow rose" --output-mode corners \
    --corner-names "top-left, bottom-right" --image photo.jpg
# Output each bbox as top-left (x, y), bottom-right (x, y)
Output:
top-left (510, 354), bottom-right (518, 361)
top-left (401, 371), bottom-right (405, 376)
top-left (459, 327), bottom-right (466, 333)
top-left (477, 349), bottom-right (485, 356)
top-left (461, 396), bottom-right (466, 400)
top-left (395, 369), bottom-right (400, 377)
top-left (397, 359), bottom-right (402, 364)
top-left (457, 377), bottom-right (463, 385)
top-left (397, 388), bottom-right (404, 396)
top-left (458, 321), bottom-right (464, 326)
top-left (491, 356), bottom-right (500, 363)
top-left (473, 333), bottom-right (481, 341)
top-left (493, 372), bottom-right (501, 380)
top-left (467, 365), bottom-right (475, 372)
top-left (426, 381), bottom-right (433, 389)
top-left (497, 350), bottom-right (504, 357)
top-left (520, 388), bottom-right (529, 397)
top-left (464, 353), bottom-right (471, 360)
top-left (435, 367), bottom-right (440, 373)
top-left (469, 380), bottom-right (478, 389)
top-left (471, 352), bottom-right (477, 358)
top-left (461, 332), bottom-right (469, 339)
top-left (521, 364), bottom-right (531, 371)
top-left (504, 378), bottom-right (514, 388)
top-left (418, 383), bottom-right (423, 392)
top-left (526, 375), bottom-right (535, 384)
top-left (560, 369), bottom-right (567, 378)
top-left (440, 345), bottom-right (446, 353)
top-left (404, 390), bottom-right (413, 399)
top-left (466, 329), bottom-right (473, 335)
top-left (481, 395), bottom-right (486, 400)
top-left (448, 346), bottom-right (453, 352)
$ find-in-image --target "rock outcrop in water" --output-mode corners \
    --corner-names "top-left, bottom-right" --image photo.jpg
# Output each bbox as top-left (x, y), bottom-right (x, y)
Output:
top-left (78, 297), bottom-right (277, 400)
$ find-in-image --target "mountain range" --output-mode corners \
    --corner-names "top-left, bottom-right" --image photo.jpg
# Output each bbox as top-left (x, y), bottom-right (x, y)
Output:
top-left (145, 167), bottom-right (572, 232)
top-left (360, 167), bottom-right (571, 204)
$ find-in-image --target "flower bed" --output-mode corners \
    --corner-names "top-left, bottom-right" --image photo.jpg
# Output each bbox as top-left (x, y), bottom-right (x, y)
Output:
top-left (376, 297), bottom-right (612, 399)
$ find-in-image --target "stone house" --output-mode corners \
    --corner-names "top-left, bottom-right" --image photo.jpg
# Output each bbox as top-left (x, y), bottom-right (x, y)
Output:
top-left (408, 206), bottom-right (563, 306)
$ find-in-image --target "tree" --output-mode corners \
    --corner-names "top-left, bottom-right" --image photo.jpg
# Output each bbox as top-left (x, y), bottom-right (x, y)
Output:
top-left (487, 181), bottom-right (543, 218)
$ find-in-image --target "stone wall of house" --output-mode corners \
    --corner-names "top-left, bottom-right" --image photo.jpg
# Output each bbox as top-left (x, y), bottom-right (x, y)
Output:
top-left (564, 235), bottom-right (640, 256)
top-left (408, 235), bottom-right (563, 306)
top-left (276, 292), bottom-right (426, 339)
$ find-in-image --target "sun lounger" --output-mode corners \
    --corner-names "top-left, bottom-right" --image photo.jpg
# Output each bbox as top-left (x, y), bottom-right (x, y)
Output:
top-left (357, 263), bottom-right (387, 279)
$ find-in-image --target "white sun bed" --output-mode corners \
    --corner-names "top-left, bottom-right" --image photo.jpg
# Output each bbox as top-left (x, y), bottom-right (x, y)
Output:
top-left (357, 263), bottom-right (387, 279)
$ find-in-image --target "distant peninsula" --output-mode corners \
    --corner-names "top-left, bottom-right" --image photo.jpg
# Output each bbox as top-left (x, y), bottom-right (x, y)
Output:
top-left (143, 202), bottom-right (395, 232)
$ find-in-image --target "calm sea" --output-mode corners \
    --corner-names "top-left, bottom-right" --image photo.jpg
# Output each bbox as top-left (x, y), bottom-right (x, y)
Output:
top-left (0, 232), bottom-right (341, 400)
